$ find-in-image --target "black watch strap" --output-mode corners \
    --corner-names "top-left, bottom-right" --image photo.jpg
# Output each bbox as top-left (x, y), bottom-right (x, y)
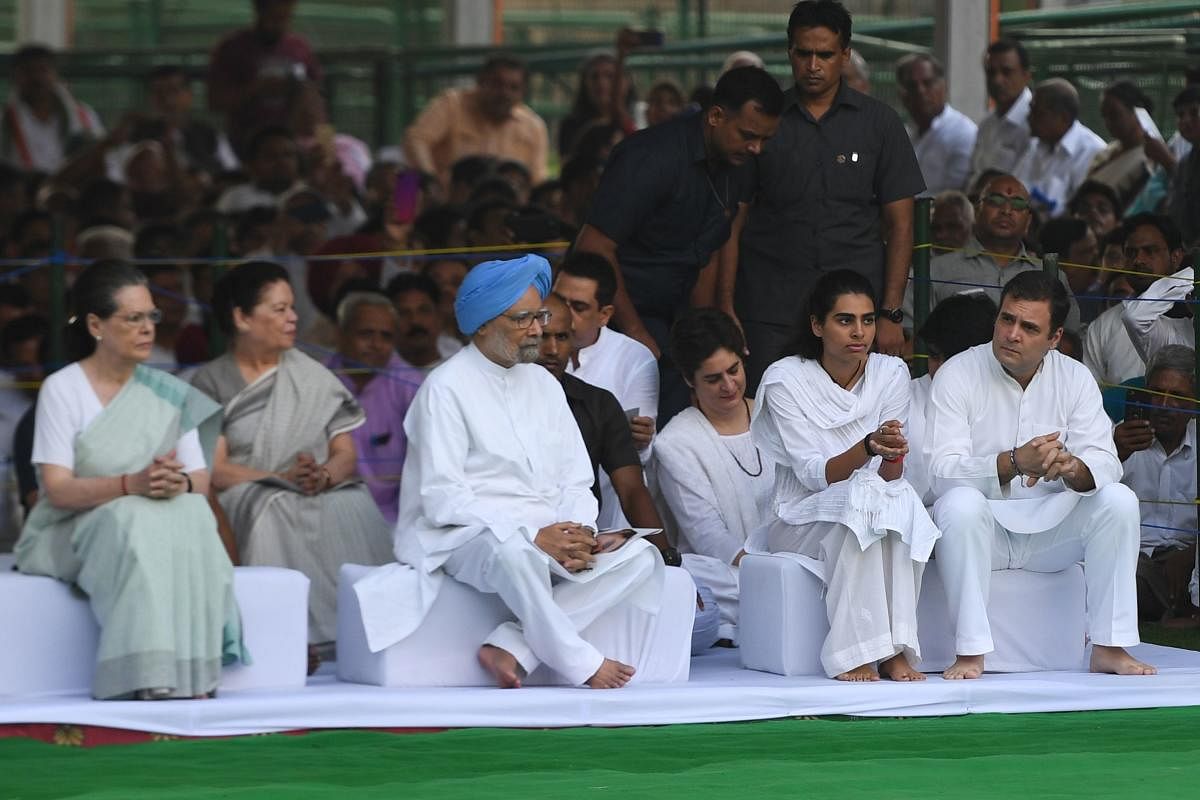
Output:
top-left (878, 307), bottom-right (904, 323)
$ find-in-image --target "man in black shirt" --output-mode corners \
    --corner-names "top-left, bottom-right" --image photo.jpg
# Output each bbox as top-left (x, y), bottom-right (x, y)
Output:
top-left (728, 0), bottom-right (925, 391)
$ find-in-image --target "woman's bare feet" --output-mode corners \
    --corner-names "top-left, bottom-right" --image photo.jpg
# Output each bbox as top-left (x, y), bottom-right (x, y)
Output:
top-left (942, 654), bottom-right (985, 680)
top-left (879, 653), bottom-right (926, 681)
top-left (1090, 645), bottom-right (1156, 675)
top-left (835, 664), bottom-right (879, 682)
top-left (586, 658), bottom-right (636, 689)
top-left (478, 644), bottom-right (525, 688)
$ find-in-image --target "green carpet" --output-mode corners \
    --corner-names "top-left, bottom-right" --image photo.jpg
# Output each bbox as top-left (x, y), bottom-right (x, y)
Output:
top-left (4, 708), bottom-right (1200, 800)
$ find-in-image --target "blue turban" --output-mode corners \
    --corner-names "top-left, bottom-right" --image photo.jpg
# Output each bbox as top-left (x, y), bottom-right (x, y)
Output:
top-left (454, 254), bottom-right (552, 335)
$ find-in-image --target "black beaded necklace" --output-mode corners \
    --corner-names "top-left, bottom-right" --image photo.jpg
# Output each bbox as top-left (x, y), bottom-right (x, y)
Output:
top-left (722, 398), bottom-right (764, 477)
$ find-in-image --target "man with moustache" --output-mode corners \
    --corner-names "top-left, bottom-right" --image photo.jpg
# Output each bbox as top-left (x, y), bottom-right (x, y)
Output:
top-left (385, 273), bottom-right (463, 373)
top-left (1119, 215), bottom-right (1192, 363)
top-left (896, 53), bottom-right (976, 193)
top-left (730, 0), bottom-right (924, 391)
top-left (354, 255), bottom-right (663, 690)
top-left (969, 39), bottom-right (1034, 190)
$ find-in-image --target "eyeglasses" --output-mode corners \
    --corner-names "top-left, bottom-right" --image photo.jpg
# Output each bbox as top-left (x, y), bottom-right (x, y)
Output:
top-left (116, 309), bottom-right (163, 327)
top-left (981, 193), bottom-right (1031, 211)
top-left (502, 309), bottom-right (551, 329)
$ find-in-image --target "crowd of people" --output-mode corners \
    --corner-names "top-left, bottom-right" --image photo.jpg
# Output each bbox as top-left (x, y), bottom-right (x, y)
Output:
top-left (1, 0), bottom-right (1197, 699)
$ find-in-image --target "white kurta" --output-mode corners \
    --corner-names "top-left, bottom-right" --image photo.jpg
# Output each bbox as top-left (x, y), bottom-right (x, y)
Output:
top-left (904, 373), bottom-right (933, 505)
top-left (969, 88), bottom-right (1032, 189)
top-left (1012, 120), bottom-right (1107, 218)
top-left (1121, 421), bottom-right (1196, 555)
top-left (750, 354), bottom-right (940, 677)
top-left (925, 343), bottom-right (1141, 655)
top-left (567, 325), bottom-right (660, 529)
top-left (654, 406), bottom-right (775, 641)
top-left (353, 344), bottom-right (662, 684)
top-left (1083, 303), bottom-right (1146, 386)
top-left (1121, 266), bottom-right (1194, 364)
top-left (909, 104), bottom-right (978, 193)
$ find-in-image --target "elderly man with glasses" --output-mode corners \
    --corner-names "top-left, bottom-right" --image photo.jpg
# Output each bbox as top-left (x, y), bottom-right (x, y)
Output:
top-left (903, 173), bottom-right (1080, 332)
top-left (353, 254), bottom-right (664, 690)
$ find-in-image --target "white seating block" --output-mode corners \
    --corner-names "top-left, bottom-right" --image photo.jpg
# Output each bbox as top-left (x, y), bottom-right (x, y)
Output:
top-left (337, 563), bottom-right (696, 687)
top-left (740, 554), bottom-right (1087, 676)
top-left (0, 565), bottom-right (310, 696)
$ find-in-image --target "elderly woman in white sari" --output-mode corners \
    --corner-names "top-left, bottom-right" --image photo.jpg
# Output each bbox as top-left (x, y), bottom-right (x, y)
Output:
top-left (17, 261), bottom-right (246, 700)
top-left (751, 270), bottom-right (941, 682)
top-left (191, 261), bottom-right (392, 648)
top-left (654, 308), bottom-right (774, 644)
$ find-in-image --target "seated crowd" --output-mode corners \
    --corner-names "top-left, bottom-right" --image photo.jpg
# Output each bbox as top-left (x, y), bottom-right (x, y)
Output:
top-left (0, 0), bottom-right (1196, 700)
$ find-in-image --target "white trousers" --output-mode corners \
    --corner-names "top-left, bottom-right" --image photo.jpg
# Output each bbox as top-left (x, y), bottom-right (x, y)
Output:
top-left (768, 519), bottom-right (924, 677)
top-left (932, 483), bottom-right (1141, 656)
top-left (681, 554), bottom-right (739, 642)
top-left (443, 533), bottom-right (657, 685)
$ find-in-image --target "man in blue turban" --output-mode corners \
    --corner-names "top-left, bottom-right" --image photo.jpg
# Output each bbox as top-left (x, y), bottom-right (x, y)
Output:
top-left (355, 254), bottom-right (666, 690)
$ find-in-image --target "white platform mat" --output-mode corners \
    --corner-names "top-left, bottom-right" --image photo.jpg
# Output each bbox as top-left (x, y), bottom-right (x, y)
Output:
top-left (2, 644), bottom-right (1199, 737)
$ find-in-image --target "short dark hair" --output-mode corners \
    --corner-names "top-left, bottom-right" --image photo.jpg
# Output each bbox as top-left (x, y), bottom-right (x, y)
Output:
top-left (1174, 85), bottom-right (1200, 111)
top-left (1067, 179), bottom-right (1120, 218)
top-left (1, 313), bottom-right (49, 362)
top-left (68, 260), bottom-right (149, 360)
top-left (450, 155), bottom-right (498, 188)
top-left (212, 260), bottom-right (290, 336)
top-left (559, 156), bottom-right (602, 192)
top-left (790, 269), bottom-right (875, 360)
top-left (1104, 80), bottom-right (1154, 115)
top-left (480, 54), bottom-right (528, 81)
top-left (559, 251), bottom-right (617, 307)
top-left (496, 159), bottom-right (532, 185)
top-left (466, 199), bottom-right (516, 233)
top-left (787, 1), bottom-right (852, 49)
top-left (987, 38), bottom-right (1029, 71)
top-left (468, 176), bottom-right (519, 207)
top-left (1038, 217), bottom-right (1091, 260)
top-left (896, 53), bottom-right (944, 86)
top-left (385, 271), bottom-right (440, 306)
top-left (12, 45), bottom-right (55, 70)
top-left (0, 283), bottom-right (32, 310)
top-left (412, 206), bottom-right (466, 249)
top-left (1122, 212), bottom-right (1183, 253)
top-left (712, 66), bottom-right (785, 118)
top-left (919, 292), bottom-right (997, 361)
top-left (670, 307), bottom-right (747, 381)
top-left (999, 271), bottom-right (1070, 334)
top-left (245, 125), bottom-right (295, 162)
top-left (134, 222), bottom-right (185, 259)
top-left (145, 64), bottom-right (187, 85)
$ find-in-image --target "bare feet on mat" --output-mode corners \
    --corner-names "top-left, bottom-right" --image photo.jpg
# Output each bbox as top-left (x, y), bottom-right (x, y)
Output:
top-left (835, 664), bottom-right (879, 682)
top-left (942, 654), bottom-right (985, 680)
top-left (879, 653), bottom-right (926, 681)
top-left (478, 644), bottom-right (525, 688)
top-left (586, 658), bottom-right (636, 689)
top-left (1090, 645), bottom-right (1156, 675)
top-left (307, 645), bottom-right (321, 676)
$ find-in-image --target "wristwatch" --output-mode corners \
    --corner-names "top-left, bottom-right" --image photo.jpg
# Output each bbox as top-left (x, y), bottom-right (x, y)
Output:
top-left (661, 546), bottom-right (683, 568)
top-left (877, 307), bottom-right (904, 324)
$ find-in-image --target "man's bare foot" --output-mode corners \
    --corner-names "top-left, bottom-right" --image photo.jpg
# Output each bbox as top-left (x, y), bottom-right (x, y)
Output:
top-left (879, 653), bottom-right (926, 682)
top-left (586, 658), bottom-right (636, 689)
top-left (478, 644), bottom-right (525, 688)
top-left (1090, 645), bottom-right (1156, 675)
top-left (834, 664), bottom-right (879, 682)
top-left (942, 654), bottom-right (985, 680)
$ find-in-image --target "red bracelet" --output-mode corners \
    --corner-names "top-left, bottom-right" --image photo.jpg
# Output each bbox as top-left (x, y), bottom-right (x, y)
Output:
top-left (120, 474), bottom-right (129, 496)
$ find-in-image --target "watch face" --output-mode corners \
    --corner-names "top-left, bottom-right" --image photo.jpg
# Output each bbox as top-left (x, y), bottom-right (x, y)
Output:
top-left (662, 547), bottom-right (683, 567)
top-left (880, 307), bottom-right (903, 323)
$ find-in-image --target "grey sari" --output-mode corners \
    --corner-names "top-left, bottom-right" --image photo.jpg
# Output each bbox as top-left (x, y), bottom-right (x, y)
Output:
top-left (192, 349), bottom-right (393, 643)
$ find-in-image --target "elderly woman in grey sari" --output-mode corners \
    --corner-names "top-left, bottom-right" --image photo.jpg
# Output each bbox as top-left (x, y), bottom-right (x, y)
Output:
top-left (17, 261), bottom-right (246, 700)
top-left (191, 261), bottom-right (393, 648)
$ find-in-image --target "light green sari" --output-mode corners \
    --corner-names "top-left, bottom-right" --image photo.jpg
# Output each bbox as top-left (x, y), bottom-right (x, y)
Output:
top-left (16, 365), bottom-right (249, 700)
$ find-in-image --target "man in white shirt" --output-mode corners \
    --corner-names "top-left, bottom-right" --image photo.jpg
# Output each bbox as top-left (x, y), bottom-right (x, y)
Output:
top-left (1013, 79), bottom-right (1106, 219)
top-left (927, 271), bottom-right (1154, 679)
top-left (896, 54), bottom-right (977, 193)
top-left (553, 252), bottom-right (660, 529)
top-left (1120, 215), bottom-right (1191, 363)
top-left (1115, 345), bottom-right (1199, 622)
top-left (1085, 214), bottom-right (1184, 385)
top-left (355, 254), bottom-right (662, 689)
top-left (969, 39), bottom-right (1033, 191)
top-left (1, 45), bottom-right (104, 173)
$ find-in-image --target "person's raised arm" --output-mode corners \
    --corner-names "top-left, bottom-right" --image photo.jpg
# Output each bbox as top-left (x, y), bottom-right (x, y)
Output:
top-left (575, 224), bottom-right (660, 358)
top-left (877, 196), bottom-right (914, 356)
top-left (1122, 267), bottom-right (1193, 363)
top-left (716, 202), bottom-right (750, 338)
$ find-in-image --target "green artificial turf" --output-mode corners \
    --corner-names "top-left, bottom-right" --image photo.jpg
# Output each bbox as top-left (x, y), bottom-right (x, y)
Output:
top-left (4, 708), bottom-right (1200, 800)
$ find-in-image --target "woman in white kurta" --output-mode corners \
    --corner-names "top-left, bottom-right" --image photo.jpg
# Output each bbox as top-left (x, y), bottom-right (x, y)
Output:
top-left (751, 270), bottom-right (940, 682)
top-left (655, 308), bottom-right (774, 643)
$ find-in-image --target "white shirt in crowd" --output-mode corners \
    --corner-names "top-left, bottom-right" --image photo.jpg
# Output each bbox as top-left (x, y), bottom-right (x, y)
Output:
top-left (1083, 303), bottom-right (1146, 387)
top-left (969, 87), bottom-right (1033, 190)
top-left (3, 89), bottom-right (104, 173)
top-left (1121, 420), bottom-right (1196, 555)
top-left (567, 325), bottom-right (659, 530)
top-left (1121, 266), bottom-right (1194, 364)
top-left (1012, 119), bottom-right (1106, 219)
top-left (32, 363), bottom-right (204, 473)
top-left (910, 104), bottom-right (978, 194)
top-left (904, 373), bottom-right (933, 504)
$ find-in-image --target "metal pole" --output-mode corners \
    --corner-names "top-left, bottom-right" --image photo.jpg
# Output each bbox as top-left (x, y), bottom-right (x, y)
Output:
top-left (48, 213), bottom-right (66, 366)
top-left (912, 196), bottom-right (932, 378)
top-left (1043, 251), bottom-right (1059, 280)
top-left (1193, 268), bottom-right (1200, 580)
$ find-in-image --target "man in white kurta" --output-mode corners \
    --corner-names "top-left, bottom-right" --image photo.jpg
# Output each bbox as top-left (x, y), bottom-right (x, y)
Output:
top-left (968, 41), bottom-right (1033, 190)
top-left (353, 254), bottom-right (661, 689)
top-left (926, 271), bottom-right (1154, 678)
